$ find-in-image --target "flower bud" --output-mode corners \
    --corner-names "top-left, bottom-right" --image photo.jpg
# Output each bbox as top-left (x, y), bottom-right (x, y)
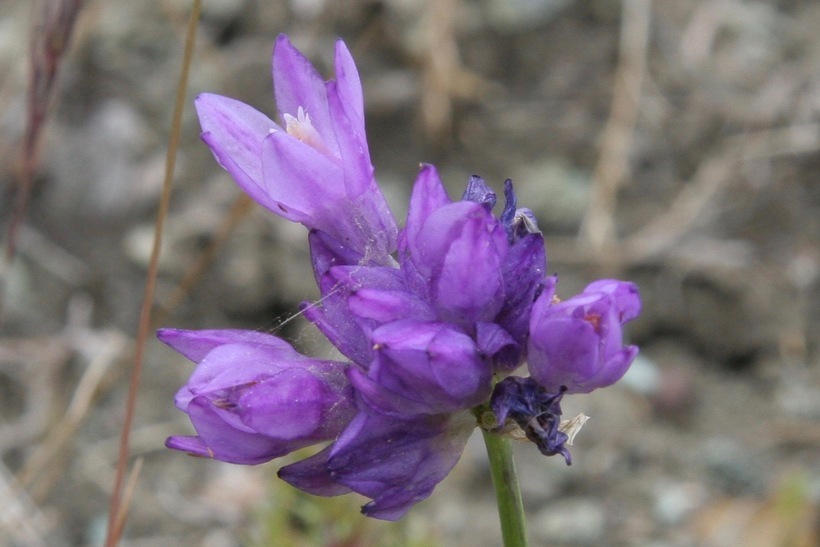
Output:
top-left (527, 278), bottom-right (640, 394)
top-left (160, 329), bottom-right (356, 464)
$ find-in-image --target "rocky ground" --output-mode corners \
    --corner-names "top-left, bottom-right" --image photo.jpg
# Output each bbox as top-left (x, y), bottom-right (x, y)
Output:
top-left (1, 0), bottom-right (818, 545)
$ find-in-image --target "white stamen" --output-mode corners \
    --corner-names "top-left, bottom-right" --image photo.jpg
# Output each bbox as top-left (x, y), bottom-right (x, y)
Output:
top-left (284, 106), bottom-right (320, 144)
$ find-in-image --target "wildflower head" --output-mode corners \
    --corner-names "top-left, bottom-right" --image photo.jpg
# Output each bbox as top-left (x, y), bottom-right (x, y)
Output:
top-left (165, 35), bottom-right (642, 520)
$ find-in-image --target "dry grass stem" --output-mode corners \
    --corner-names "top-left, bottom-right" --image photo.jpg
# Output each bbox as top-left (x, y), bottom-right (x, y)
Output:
top-left (105, 1), bottom-right (202, 545)
top-left (580, 0), bottom-right (652, 257)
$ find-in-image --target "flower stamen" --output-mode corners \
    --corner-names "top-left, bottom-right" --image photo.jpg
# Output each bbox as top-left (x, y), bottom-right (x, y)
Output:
top-left (284, 106), bottom-right (328, 154)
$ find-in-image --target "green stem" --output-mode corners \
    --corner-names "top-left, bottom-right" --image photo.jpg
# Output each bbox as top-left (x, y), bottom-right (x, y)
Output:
top-left (482, 428), bottom-right (528, 547)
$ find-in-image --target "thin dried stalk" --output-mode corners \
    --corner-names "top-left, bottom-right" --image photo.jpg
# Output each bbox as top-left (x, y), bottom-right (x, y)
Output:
top-left (8, 0), bottom-right (84, 261)
top-left (104, 1), bottom-right (202, 545)
top-left (580, 0), bottom-right (652, 257)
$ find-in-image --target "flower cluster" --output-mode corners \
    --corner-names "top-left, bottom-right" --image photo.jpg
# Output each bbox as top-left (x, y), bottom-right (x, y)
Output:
top-left (162, 35), bottom-right (641, 520)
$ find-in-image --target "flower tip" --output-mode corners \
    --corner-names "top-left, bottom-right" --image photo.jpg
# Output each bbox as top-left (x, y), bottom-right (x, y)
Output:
top-left (165, 435), bottom-right (213, 459)
top-left (156, 327), bottom-right (184, 344)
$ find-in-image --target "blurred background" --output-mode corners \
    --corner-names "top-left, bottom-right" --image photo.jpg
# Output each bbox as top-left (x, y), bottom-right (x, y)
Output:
top-left (1, 0), bottom-right (818, 545)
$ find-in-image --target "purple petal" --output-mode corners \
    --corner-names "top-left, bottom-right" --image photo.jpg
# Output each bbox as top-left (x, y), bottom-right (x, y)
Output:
top-left (500, 179), bottom-right (517, 233)
top-left (369, 321), bottom-right (492, 412)
top-left (300, 300), bottom-right (372, 366)
top-left (527, 278), bottom-right (640, 393)
top-left (326, 81), bottom-right (369, 194)
top-left (236, 371), bottom-right (327, 439)
top-left (495, 232), bottom-right (547, 352)
top-left (326, 411), bottom-right (475, 520)
top-left (406, 164), bottom-right (451, 234)
top-left (165, 435), bottom-right (210, 458)
top-left (326, 80), bottom-right (397, 259)
top-left (347, 367), bottom-right (438, 417)
top-left (260, 129), bottom-right (345, 224)
top-left (475, 321), bottom-right (519, 370)
top-left (308, 229), bottom-right (364, 284)
top-left (528, 316), bottom-right (600, 392)
top-left (325, 264), bottom-right (434, 324)
top-left (181, 397), bottom-right (289, 464)
top-left (333, 39), bottom-right (364, 136)
top-left (433, 205), bottom-right (507, 324)
top-left (181, 344), bottom-right (302, 396)
top-left (328, 264), bottom-right (406, 291)
top-left (195, 93), bottom-right (279, 201)
top-left (460, 175), bottom-right (497, 208)
top-left (272, 34), bottom-right (338, 155)
top-left (584, 345), bottom-right (639, 388)
top-left (278, 445), bottom-right (352, 496)
top-left (157, 328), bottom-right (294, 363)
top-left (348, 288), bottom-right (436, 324)
top-left (490, 377), bottom-right (570, 463)
top-left (400, 164), bottom-right (451, 289)
top-left (584, 279), bottom-right (642, 322)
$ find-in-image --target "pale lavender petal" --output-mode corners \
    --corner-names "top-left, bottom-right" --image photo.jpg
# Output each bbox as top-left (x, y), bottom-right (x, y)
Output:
top-left (333, 39), bottom-right (364, 136)
top-left (260, 129), bottom-right (345, 224)
top-left (195, 93), bottom-right (280, 203)
top-left (157, 328), bottom-right (294, 363)
top-left (272, 34), bottom-right (338, 155)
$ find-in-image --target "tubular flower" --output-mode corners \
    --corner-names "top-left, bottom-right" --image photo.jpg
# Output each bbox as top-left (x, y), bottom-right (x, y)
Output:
top-left (195, 35), bottom-right (396, 264)
top-left (527, 276), bottom-right (641, 394)
top-left (164, 35), bottom-right (641, 520)
top-left (159, 329), bottom-right (356, 465)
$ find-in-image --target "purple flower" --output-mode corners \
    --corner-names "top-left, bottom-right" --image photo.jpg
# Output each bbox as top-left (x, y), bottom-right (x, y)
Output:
top-left (165, 35), bottom-right (642, 521)
top-left (159, 328), bottom-right (356, 464)
top-left (195, 34), bottom-right (396, 264)
top-left (527, 277), bottom-right (641, 394)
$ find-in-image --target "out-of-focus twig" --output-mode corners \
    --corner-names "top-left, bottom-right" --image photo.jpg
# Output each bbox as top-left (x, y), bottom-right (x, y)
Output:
top-left (104, 1), bottom-right (202, 545)
top-left (7, 0), bottom-right (84, 261)
top-left (16, 328), bottom-right (128, 501)
top-left (580, 0), bottom-right (652, 258)
top-left (0, 460), bottom-right (52, 547)
top-left (421, 0), bottom-right (488, 143)
top-left (152, 193), bottom-right (254, 327)
top-left (111, 457), bottom-right (144, 545)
